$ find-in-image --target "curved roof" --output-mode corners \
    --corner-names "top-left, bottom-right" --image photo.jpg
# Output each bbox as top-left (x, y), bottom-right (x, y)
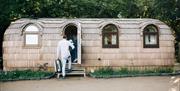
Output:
top-left (4, 18), bottom-right (172, 37)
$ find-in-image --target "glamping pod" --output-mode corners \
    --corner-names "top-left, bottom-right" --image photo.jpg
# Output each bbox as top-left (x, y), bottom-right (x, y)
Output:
top-left (3, 18), bottom-right (175, 71)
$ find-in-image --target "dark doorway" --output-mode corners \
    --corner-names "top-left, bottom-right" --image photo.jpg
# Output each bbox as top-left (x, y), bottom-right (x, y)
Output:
top-left (64, 24), bottom-right (78, 63)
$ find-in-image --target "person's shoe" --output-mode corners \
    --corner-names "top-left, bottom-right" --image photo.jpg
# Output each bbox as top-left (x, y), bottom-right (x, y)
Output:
top-left (74, 59), bottom-right (77, 63)
top-left (62, 76), bottom-right (65, 79)
top-left (57, 69), bottom-right (61, 73)
top-left (67, 69), bottom-right (72, 73)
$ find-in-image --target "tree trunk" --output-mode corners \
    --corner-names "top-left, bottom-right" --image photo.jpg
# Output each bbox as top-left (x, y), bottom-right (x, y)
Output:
top-left (178, 42), bottom-right (180, 62)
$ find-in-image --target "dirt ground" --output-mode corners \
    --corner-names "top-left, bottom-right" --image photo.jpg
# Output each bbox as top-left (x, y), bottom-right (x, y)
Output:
top-left (0, 76), bottom-right (180, 91)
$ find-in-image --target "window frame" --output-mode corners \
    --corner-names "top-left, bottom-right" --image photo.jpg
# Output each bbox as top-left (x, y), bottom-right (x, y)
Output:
top-left (23, 24), bottom-right (41, 48)
top-left (143, 25), bottom-right (159, 48)
top-left (102, 24), bottom-right (119, 48)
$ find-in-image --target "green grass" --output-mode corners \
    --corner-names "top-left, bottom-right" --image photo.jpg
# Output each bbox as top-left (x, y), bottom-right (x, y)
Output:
top-left (0, 70), bottom-right (53, 81)
top-left (90, 67), bottom-right (174, 78)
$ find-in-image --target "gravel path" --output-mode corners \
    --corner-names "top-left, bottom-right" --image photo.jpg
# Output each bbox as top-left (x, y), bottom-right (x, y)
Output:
top-left (0, 76), bottom-right (179, 91)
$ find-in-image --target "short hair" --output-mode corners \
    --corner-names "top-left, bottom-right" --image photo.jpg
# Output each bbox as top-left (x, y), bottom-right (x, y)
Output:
top-left (63, 35), bottom-right (67, 39)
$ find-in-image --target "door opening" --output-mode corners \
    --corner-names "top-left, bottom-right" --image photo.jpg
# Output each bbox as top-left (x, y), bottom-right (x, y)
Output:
top-left (64, 24), bottom-right (78, 63)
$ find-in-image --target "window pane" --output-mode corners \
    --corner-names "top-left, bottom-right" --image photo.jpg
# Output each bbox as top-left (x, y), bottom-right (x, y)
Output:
top-left (144, 25), bottom-right (157, 32)
top-left (103, 24), bottom-right (118, 32)
top-left (102, 24), bottom-right (118, 48)
top-left (145, 34), bottom-right (157, 44)
top-left (26, 34), bottom-right (38, 45)
top-left (104, 34), bottom-right (117, 45)
top-left (25, 25), bottom-right (39, 32)
top-left (104, 35), bottom-right (111, 45)
top-left (111, 34), bottom-right (117, 45)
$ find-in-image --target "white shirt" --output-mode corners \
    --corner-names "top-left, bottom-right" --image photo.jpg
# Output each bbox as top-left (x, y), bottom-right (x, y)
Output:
top-left (57, 39), bottom-right (75, 59)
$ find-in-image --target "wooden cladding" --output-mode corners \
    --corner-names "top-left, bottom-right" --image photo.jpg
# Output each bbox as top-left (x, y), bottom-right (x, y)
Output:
top-left (3, 18), bottom-right (175, 70)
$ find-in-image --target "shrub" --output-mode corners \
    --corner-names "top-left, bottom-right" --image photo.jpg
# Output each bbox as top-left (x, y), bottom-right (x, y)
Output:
top-left (90, 67), bottom-right (174, 78)
top-left (91, 67), bottom-right (113, 77)
top-left (0, 70), bottom-right (53, 81)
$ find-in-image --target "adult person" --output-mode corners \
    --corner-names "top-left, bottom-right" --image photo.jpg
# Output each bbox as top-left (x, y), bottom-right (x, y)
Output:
top-left (69, 35), bottom-right (78, 63)
top-left (57, 35), bottom-right (75, 79)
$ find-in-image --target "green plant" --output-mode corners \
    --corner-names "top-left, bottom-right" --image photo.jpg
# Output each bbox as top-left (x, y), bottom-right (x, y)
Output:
top-left (155, 67), bottom-right (174, 73)
top-left (91, 67), bottom-right (113, 77)
top-left (0, 70), bottom-right (53, 81)
top-left (90, 67), bottom-right (174, 78)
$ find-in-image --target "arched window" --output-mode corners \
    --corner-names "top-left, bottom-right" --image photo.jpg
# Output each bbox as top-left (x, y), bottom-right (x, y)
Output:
top-left (23, 24), bottom-right (41, 47)
top-left (143, 25), bottom-right (159, 48)
top-left (102, 24), bottom-right (119, 48)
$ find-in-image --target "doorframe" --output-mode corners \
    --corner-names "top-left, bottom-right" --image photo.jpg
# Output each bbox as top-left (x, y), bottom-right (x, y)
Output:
top-left (62, 21), bottom-right (82, 64)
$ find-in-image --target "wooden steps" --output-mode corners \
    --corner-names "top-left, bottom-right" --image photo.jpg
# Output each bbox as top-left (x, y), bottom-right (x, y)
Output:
top-left (65, 69), bottom-right (85, 75)
top-left (54, 59), bottom-right (86, 78)
top-left (56, 67), bottom-right (86, 78)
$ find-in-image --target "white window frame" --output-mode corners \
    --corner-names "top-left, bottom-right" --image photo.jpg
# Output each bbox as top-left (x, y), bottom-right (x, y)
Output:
top-left (23, 24), bottom-right (41, 48)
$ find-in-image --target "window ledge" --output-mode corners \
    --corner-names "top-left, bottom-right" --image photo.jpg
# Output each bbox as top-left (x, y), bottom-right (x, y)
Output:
top-left (23, 45), bottom-right (41, 49)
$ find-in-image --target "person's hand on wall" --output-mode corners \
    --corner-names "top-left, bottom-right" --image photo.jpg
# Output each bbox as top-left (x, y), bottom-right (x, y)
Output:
top-left (69, 39), bottom-right (74, 45)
